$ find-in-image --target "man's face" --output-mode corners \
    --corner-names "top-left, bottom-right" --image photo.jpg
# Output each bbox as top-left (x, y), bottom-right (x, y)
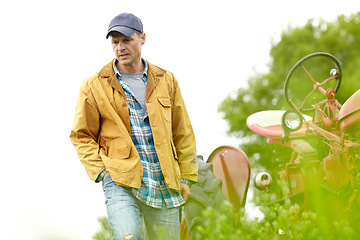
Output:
top-left (111, 32), bottom-right (146, 70)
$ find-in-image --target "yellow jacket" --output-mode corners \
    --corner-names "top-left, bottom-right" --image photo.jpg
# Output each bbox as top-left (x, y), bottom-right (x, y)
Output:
top-left (70, 60), bottom-right (197, 191)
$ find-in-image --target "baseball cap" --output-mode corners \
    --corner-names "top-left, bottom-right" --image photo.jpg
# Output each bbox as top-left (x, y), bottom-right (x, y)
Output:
top-left (106, 13), bottom-right (143, 39)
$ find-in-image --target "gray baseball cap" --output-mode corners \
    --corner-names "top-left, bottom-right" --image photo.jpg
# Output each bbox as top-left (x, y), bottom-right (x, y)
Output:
top-left (106, 13), bottom-right (143, 39)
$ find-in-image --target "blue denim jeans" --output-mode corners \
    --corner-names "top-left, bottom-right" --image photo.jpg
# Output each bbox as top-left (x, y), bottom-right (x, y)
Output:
top-left (102, 175), bottom-right (180, 240)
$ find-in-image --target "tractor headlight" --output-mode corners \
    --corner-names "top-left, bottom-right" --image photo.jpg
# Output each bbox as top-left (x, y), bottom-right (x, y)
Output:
top-left (282, 110), bottom-right (303, 132)
top-left (254, 172), bottom-right (272, 191)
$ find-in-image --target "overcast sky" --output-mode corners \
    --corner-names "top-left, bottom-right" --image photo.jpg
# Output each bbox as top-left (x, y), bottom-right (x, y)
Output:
top-left (1, 0), bottom-right (359, 239)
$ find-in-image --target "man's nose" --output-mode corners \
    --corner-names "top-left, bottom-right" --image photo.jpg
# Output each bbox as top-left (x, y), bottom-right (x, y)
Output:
top-left (117, 42), bottom-right (125, 50)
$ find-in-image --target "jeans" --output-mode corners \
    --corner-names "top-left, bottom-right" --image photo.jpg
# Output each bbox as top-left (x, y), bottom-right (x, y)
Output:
top-left (102, 175), bottom-right (180, 240)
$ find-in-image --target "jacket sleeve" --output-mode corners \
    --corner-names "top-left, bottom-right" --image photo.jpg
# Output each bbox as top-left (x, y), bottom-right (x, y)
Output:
top-left (70, 86), bottom-right (104, 182)
top-left (171, 75), bottom-right (198, 183)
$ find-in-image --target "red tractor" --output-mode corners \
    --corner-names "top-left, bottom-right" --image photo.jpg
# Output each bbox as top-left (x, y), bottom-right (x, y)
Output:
top-left (182, 52), bottom-right (360, 239)
top-left (247, 52), bottom-right (360, 222)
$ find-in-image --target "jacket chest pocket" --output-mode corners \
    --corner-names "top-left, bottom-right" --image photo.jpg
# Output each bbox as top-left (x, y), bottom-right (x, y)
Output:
top-left (157, 97), bottom-right (172, 123)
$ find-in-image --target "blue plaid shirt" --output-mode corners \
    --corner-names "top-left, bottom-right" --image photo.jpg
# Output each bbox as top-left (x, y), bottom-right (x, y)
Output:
top-left (112, 59), bottom-right (185, 208)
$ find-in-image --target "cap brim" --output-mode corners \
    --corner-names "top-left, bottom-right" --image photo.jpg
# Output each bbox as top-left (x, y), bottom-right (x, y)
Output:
top-left (106, 26), bottom-right (136, 38)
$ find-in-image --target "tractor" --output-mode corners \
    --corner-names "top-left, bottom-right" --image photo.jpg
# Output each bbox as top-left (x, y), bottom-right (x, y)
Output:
top-left (182, 52), bottom-right (360, 239)
top-left (247, 52), bottom-right (360, 223)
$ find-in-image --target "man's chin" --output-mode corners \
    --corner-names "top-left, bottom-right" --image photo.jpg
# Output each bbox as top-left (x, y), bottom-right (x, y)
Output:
top-left (117, 58), bottom-right (131, 66)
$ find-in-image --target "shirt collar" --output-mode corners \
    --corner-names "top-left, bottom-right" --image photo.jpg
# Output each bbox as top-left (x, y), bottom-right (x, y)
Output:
top-left (113, 58), bottom-right (148, 82)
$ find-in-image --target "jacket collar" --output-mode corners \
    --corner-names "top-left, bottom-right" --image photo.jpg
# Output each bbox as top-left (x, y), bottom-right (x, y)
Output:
top-left (146, 61), bottom-right (165, 100)
top-left (113, 58), bottom-right (148, 82)
top-left (98, 60), bottom-right (124, 94)
top-left (98, 59), bottom-right (167, 99)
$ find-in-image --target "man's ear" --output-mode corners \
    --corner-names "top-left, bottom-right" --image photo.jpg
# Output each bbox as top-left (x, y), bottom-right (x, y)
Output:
top-left (141, 33), bottom-right (146, 45)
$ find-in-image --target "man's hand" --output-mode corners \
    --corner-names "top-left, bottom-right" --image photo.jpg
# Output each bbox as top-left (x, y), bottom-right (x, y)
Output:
top-left (180, 182), bottom-right (191, 202)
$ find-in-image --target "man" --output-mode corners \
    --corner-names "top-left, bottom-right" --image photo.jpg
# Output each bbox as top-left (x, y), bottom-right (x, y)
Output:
top-left (70, 13), bottom-right (197, 240)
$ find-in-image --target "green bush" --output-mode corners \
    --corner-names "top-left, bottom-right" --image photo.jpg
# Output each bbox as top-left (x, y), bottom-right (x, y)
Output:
top-left (192, 199), bottom-right (358, 240)
top-left (93, 193), bottom-right (359, 240)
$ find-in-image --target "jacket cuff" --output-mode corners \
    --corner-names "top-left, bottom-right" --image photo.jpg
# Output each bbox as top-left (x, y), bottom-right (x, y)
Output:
top-left (180, 178), bottom-right (194, 187)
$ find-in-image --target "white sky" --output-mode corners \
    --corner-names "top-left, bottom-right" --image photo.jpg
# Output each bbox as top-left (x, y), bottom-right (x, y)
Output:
top-left (1, 0), bottom-right (359, 239)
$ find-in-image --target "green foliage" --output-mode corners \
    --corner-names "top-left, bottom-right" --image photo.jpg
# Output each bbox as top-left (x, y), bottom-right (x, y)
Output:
top-left (92, 217), bottom-right (113, 240)
top-left (219, 12), bottom-right (360, 192)
top-left (192, 200), bottom-right (358, 240)
top-left (93, 197), bottom-right (359, 240)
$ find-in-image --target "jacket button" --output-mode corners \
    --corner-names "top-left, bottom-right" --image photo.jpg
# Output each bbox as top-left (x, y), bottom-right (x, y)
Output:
top-left (122, 103), bottom-right (127, 107)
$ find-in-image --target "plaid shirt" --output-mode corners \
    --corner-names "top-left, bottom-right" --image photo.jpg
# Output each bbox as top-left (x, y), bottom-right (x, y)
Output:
top-left (113, 59), bottom-right (185, 208)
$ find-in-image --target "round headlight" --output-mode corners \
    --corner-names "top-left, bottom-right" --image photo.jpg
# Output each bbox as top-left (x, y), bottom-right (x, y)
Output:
top-left (282, 110), bottom-right (303, 132)
top-left (254, 172), bottom-right (272, 191)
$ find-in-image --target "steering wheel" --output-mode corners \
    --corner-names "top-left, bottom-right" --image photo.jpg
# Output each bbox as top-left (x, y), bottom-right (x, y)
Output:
top-left (284, 52), bottom-right (342, 112)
